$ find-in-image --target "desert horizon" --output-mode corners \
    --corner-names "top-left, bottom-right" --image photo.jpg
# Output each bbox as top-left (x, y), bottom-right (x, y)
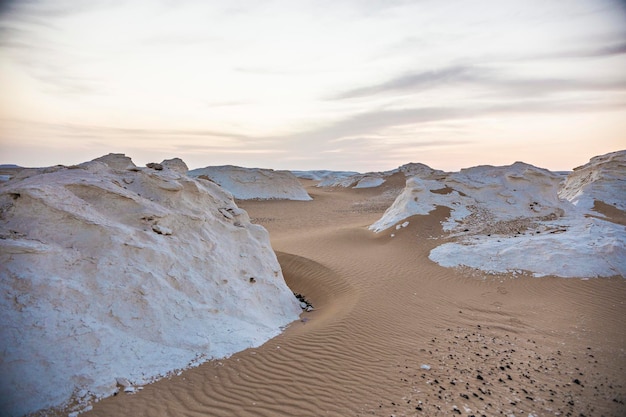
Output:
top-left (0, 147), bottom-right (622, 177)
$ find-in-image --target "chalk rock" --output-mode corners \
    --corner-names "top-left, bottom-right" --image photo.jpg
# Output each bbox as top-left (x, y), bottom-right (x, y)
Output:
top-left (0, 155), bottom-right (301, 416)
top-left (161, 158), bottom-right (189, 174)
top-left (93, 153), bottom-right (137, 170)
top-left (370, 151), bottom-right (626, 278)
top-left (312, 162), bottom-right (443, 188)
top-left (188, 165), bottom-right (312, 200)
top-left (115, 377), bottom-right (132, 388)
top-left (559, 150), bottom-right (626, 212)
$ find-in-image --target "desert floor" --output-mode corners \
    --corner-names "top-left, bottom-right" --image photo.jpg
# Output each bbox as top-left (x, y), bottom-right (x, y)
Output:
top-left (85, 177), bottom-right (626, 417)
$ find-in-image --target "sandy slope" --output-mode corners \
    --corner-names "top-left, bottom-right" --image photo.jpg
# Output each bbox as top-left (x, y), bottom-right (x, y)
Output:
top-left (83, 177), bottom-right (626, 417)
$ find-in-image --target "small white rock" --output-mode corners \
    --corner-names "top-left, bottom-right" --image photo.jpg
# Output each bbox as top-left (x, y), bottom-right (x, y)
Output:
top-left (115, 377), bottom-right (131, 387)
top-left (420, 364), bottom-right (431, 370)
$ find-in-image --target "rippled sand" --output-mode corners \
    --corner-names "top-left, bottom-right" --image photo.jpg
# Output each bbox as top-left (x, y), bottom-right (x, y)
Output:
top-left (85, 177), bottom-right (626, 417)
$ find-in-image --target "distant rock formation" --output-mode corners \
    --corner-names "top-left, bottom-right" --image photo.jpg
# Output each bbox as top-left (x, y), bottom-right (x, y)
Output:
top-left (309, 162), bottom-right (444, 188)
top-left (291, 169), bottom-right (359, 182)
top-left (371, 161), bottom-right (566, 233)
top-left (0, 153), bottom-right (301, 416)
top-left (188, 165), bottom-right (312, 200)
top-left (370, 151), bottom-right (626, 278)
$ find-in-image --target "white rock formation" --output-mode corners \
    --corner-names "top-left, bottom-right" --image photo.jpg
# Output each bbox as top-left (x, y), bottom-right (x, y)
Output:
top-left (353, 175), bottom-right (386, 188)
top-left (316, 173), bottom-right (368, 187)
top-left (371, 151), bottom-right (626, 278)
top-left (291, 170), bottom-right (359, 182)
top-left (313, 162), bottom-right (444, 189)
top-left (188, 165), bottom-right (312, 200)
top-left (370, 162), bottom-right (566, 233)
top-left (558, 150), bottom-right (626, 212)
top-left (0, 154), bottom-right (301, 416)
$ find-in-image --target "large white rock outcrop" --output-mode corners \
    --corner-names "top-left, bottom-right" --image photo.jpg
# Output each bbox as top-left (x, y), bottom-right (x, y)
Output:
top-left (371, 152), bottom-right (626, 278)
top-left (0, 154), bottom-right (301, 416)
top-left (188, 165), bottom-right (312, 200)
top-left (370, 161), bottom-right (566, 233)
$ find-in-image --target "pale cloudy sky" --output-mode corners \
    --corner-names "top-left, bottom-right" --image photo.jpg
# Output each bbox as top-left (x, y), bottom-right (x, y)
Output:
top-left (0, 0), bottom-right (625, 172)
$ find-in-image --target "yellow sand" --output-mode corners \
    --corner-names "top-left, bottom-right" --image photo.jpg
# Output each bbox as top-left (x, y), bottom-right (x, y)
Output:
top-left (85, 178), bottom-right (626, 417)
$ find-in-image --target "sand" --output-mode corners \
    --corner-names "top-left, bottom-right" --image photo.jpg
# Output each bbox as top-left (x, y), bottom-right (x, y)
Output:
top-left (81, 177), bottom-right (626, 417)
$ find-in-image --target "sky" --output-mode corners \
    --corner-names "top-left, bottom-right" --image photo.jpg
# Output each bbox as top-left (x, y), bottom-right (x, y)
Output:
top-left (0, 0), bottom-right (625, 172)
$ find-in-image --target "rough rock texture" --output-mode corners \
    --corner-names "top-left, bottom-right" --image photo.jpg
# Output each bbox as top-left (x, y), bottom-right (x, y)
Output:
top-left (370, 162), bottom-right (565, 233)
top-left (371, 151), bottom-right (626, 278)
top-left (558, 150), bottom-right (626, 211)
top-left (188, 165), bottom-right (312, 200)
top-left (291, 170), bottom-right (359, 182)
top-left (0, 154), bottom-right (301, 416)
top-left (314, 163), bottom-right (444, 188)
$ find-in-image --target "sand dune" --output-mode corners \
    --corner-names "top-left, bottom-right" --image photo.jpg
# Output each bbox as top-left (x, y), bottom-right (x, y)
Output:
top-left (83, 165), bottom-right (625, 417)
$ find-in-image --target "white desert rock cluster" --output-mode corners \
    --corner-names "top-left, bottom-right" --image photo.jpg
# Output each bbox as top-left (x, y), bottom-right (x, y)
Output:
top-left (0, 154), bottom-right (301, 416)
top-left (370, 150), bottom-right (626, 278)
top-left (188, 165), bottom-right (312, 200)
top-left (369, 161), bottom-right (566, 233)
top-left (304, 162), bottom-right (444, 189)
top-left (291, 169), bottom-right (359, 183)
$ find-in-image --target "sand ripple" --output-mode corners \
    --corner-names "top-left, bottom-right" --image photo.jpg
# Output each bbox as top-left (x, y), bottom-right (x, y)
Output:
top-left (83, 181), bottom-right (626, 417)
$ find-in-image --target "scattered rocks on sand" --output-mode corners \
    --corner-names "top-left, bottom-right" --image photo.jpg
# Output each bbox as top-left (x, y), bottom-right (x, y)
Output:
top-left (370, 325), bottom-right (625, 417)
top-left (294, 293), bottom-right (314, 312)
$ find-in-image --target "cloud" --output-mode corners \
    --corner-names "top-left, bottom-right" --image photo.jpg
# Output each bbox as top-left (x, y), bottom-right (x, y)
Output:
top-left (0, 2), bottom-right (104, 96)
top-left (499, 40), bottom-right (626, 62)
top-left (0, 0), bottom-right (35, 18)
top-left (489, 77), bottom-right (626, 98)
top-left (140, 32), bottom-right (217, 47)
top-left (332, 64), bottom-right (626, 101)
top-left (333, 66), bottom-right (483, 99)
top-left (0, 118), bottom-right (256, 143)
top-left (556, 41), bottom-right (626, 59)
top-left (0, 0), bottom-right (121, 20)
top-left (278, 97), bottom-right (626, 154)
